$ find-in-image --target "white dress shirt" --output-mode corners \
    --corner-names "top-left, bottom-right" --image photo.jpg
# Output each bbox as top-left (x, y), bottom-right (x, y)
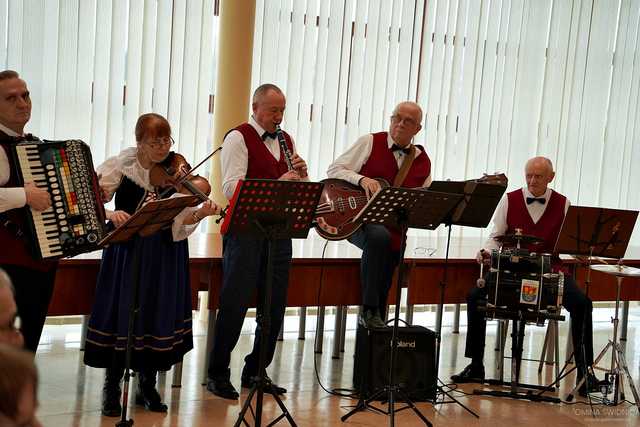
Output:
top-left (220, 116), bottom-right (300, 200)
top-left (326, 133), bottom-right (432, 187)
top-left (481, 187), bottom-right (571, 254)
top-left (0, 122), bottom-right (27, 213)
top-left (97, 147), bottom-right (200, 241)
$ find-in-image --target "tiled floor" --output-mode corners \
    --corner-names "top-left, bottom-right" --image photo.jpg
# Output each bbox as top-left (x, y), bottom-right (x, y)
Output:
top-left (34, 306), bottom-right (640, 426)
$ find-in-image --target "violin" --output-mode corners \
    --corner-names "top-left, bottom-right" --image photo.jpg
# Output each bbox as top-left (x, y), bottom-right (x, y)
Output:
top-left (149, 151), bottom-right (211, 202)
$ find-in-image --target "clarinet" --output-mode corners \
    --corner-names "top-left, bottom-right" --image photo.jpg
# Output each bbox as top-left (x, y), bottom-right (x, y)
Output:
top-left (275, 124), bottom-right (295, 171)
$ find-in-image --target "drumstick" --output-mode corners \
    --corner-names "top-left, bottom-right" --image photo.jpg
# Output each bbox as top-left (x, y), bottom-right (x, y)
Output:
top-left (476, 250), bottom-right (486, 288)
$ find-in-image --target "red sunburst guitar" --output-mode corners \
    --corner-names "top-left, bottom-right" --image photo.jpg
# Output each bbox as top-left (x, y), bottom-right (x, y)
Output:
top-left (314, 178), bottom-right (389, 240)
top-left (314, 174), bottom-right (507, 241)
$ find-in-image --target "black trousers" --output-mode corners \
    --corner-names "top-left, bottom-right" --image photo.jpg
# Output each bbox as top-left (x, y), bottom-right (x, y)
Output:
top-left (207, 234), bottom-right (292, 381)
top-left (347, 224), bottom-right (401, 313)
top-left (464, 274), bottom-right (594, 373)
top-left (1, 264), bottom-right (57, 352)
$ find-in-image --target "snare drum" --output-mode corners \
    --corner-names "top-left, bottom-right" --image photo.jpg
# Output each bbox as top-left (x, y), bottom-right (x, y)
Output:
top-left (485, 249), bottom-right (564, 325)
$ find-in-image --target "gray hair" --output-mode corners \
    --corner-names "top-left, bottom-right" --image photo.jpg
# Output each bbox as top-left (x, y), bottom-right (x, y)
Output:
top-left (252, 83), bottom-right (284, 104)
top-left (526, 156), bottom-right (554, 174)
top-left (392, 101), bottom-right (423, 125)
top-left (0, 70), bottom-right (20, 82)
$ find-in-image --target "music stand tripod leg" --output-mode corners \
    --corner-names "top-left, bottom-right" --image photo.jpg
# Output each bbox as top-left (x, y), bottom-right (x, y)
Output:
top-left (116, 237), bottom-right (145, 427)
top-left (233, 228), bottom-right (296, 427)
top-left (341, 217), bottom-right (431, 426)
top-left (433, 378), bottom-right (479, 418)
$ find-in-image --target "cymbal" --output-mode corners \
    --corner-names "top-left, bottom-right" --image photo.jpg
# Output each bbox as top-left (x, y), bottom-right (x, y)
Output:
top-left (590, 264), bottom-right (640, 277)
top-left (494, 233), bottom-right (544, 247)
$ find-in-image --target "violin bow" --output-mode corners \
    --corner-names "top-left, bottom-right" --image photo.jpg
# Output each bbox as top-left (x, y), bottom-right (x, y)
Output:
top-left (171, 145), bottom-right (222, 188)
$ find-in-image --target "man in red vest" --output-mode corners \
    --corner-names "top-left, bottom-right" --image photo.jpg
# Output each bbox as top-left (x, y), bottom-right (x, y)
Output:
top-left (0, 70), bottom-right (57, 353)
top-left (327, 102), bottom-right (432, 329)
top-left (451, 156), bottom-right (601, 396)
top-left (206, 84), bottom-right (308, 400)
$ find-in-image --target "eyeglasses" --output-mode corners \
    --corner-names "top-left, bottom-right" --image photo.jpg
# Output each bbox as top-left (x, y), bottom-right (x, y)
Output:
top-left (414, 247), bottom-right (437, 257)
top-left (390, 115), bottom-right (418, 127)
top-left (145, 136), bottom-right (174, 149)
top-left (0, 315), bottom-right (21, 334)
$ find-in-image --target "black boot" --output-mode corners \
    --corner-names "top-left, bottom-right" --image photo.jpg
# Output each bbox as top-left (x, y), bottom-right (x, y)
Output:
top-left (102, 367), bottom-right (123, 417)
top-left (136, 370), bottom-right (168, 412)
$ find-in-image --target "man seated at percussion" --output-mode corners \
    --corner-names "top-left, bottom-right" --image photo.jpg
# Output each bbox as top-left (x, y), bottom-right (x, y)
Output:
top-left (451, 156), bottom-right (602, 396)
top-left (326, 102), bottom-right (431, 329)
top-left (0, 70), bottom-right (57, 353)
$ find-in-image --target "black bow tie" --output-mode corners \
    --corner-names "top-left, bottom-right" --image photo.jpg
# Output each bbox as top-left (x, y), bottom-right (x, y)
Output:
top-left (262, 131), bottom-right (278, 141)
top-left (526, 197), bottom-right (546, 205)
top-left (391, 144), bottom-right (411, 155)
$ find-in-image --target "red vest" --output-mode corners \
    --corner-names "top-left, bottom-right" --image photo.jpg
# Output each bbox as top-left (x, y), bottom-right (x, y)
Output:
top-left (506, 189), bottom-right (567, 256)
top-left (235, 123), bottom-right (294, 180)
top-left (358, 132), bottom-right (431, 188)
top-left (0, 138), bottom-right (57, 271)
top-left (358, 132), bottom-right (432, 250)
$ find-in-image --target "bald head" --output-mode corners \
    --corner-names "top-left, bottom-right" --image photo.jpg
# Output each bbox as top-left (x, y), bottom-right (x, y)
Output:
top-left (525, 156), bottom-right (555, 197)
top-left (252, 83), bottom-right (286, 133)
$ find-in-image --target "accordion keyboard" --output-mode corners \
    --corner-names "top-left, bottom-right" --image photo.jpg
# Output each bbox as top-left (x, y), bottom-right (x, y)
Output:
top-left (14, 140), bottom-right (106, 259)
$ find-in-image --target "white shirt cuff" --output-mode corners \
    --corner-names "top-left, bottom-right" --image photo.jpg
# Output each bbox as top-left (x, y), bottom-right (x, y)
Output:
top-left (0, 187), bottom-right (27, 212)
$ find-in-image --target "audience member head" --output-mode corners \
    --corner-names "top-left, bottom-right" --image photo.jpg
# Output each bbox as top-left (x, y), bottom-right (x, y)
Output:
top-left (0, 269), bottom-right (23, 348)
top-left (0, 344), bottom-right (41, 427)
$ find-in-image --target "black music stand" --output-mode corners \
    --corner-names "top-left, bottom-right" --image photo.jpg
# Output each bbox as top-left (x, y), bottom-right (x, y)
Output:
top-left (538, 206), bottom-right (638, 403)
top-left (340, 187), bottom-right (464, 427)
top-left (223, 179), bottom-right (323, 427)
top-left (427, 179), bottom-right (506, 377)
top-left (98, 194), bottom-right (200, 427)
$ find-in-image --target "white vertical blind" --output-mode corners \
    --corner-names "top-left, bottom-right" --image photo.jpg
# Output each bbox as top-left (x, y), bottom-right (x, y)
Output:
top-left (253, 0), bottom-right (640, 244)
top-left (0, 0), bottom-right (219, 174)
top-left (2, 0), bottom-right (640, 244)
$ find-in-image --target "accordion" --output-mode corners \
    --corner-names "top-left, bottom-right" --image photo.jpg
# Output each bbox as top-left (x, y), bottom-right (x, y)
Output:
top-left (11, 139), bottom-right (107, 259)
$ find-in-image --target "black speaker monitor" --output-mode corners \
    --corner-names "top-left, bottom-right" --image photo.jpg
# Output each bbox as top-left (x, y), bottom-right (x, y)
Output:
top-left (353, 325), bottom-right (437, 401)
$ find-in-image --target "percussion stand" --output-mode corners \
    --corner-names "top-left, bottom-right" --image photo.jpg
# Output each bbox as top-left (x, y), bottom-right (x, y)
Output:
top-left (536, 248), bottom-right (594, 400)
top-left (98, 195), bottom-right (201, 427)
top-left (567, 264), bottom-right (640, 407)
top-left (548, 205), bottom-right (639, 404)
top-left (473, 308), bottom-right (563, 403)
top-left (222, 179), bottom-right (324, 427)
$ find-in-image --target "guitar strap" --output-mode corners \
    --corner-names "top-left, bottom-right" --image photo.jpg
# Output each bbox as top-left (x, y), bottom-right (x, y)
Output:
top-left (392, 145), bottom-right (416, 187)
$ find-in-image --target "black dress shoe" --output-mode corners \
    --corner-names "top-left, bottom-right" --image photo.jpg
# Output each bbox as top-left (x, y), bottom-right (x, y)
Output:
top-left (101, 387), bottom-right (122, 417)
top-left (135, 386), bottom-right (168, 412)
top-left (207, 378), bottom-right (239, 400)
top-left (101, 371), bottom-right (122, 417)
top-left (358, 309), bottom-right (386, 329)
top-left (241, 375), bottom-right (287, 395)
top-left (450, 364), bottom-right (485, 384)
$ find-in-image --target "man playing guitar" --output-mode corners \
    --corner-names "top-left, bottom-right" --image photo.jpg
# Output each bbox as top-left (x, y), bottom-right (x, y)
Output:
top-left (326, 101), bottom-right (431, 328)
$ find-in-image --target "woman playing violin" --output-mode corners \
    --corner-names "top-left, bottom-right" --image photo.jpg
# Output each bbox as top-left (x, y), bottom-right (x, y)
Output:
top-left (83, 113), bottom-right (220, 417)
